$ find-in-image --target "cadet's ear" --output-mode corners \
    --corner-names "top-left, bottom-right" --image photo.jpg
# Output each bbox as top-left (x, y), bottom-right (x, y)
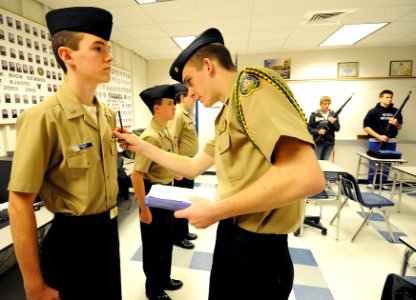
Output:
top-left (203, 57), bottom-right (215, 76)
top-left (58, 46), bottom-right (75, 66)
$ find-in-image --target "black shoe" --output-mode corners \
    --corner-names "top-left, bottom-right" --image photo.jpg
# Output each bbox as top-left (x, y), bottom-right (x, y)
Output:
top-left (173, 238), bottom-right (195, 249)
top-left (165, 279), bottom-right (183, 291)
top-left (185, 232), bottom-right (198, 240)
top-left (147, 292), bottom-right (172, 300)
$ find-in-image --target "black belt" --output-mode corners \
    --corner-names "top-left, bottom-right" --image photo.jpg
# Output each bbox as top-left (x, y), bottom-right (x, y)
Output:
top-left (54, 206), bottom-right (118, 221)
top-left (220, 218), bottom-right (288, 244)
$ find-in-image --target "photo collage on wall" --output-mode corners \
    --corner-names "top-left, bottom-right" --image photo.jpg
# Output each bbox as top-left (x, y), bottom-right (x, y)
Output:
top-left (0, 8), bottom-right (64, 122)
top-left (96, 66), bottom-right (132, 127)
top-left (0, 8), bottom-right (133, 126)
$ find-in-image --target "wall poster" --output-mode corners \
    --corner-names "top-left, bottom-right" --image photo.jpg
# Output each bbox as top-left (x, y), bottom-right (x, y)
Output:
top-left (0, 8), bottom-right (133, 127)
top-left (0, 8), bottom-right (64, 123)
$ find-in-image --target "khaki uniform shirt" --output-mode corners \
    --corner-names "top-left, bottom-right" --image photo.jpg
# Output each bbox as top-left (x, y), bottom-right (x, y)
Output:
top-left (203, 68), bottom-right (313, 234)
top-left (8, 82), bottom-right (118, 215)
top-left (134, 119), bottom-right (175, 184)
top-left (168, 105), bottom-right (199, 157)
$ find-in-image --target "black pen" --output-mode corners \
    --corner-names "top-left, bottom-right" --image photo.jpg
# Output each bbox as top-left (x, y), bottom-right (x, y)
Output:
top-left (118, 110), bottom-right (132, 134)
top-left (118, 110), bottom-right (124, 132)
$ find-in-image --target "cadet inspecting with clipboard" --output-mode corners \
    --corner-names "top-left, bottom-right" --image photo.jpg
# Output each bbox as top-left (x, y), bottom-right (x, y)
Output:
top-left (114, 28), bottom-right (324, 300)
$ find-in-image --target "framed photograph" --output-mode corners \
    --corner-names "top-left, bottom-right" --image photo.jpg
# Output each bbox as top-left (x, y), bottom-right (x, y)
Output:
top-left (389, 60), bottom-right (412, 76)
top-left (337, 62), bottom-right (359, 77)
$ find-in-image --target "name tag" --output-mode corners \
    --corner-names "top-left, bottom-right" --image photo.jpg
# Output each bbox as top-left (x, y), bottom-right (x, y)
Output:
top-left (72, 142), bottom-right (93, 152)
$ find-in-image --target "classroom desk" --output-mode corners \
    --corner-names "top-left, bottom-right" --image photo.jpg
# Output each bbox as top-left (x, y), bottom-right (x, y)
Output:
top-left (399, 236), bottom-right (416, 277)
top-left (297, 160), bottom-right (346, 239)
top-left (355, 152), bottom-right (408, 193)
top-left (0, 206), bottom-right (53, 252)
top-left (320, 160), bottom-right (347, 240)
top-left (390, 166), bottom-right (416, 213)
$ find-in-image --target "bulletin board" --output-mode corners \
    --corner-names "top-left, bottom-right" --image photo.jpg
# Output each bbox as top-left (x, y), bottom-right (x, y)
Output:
top-left (0, 8), bottom-right (133, 127)
top-left (0, 8), bottom-right (64, 124)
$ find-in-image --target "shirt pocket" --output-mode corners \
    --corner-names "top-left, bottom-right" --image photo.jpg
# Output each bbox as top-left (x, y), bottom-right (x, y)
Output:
top-left (66, 148), bottom-right (99, 168)
top-left (217, 130), bottom-right (243, 182)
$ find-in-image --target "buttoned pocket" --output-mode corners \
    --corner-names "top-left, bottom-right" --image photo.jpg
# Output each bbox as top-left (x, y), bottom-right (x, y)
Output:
top-left (217, 130), bottom-right (243, 182)
top-left (66, 148), bottom-right (99, 168)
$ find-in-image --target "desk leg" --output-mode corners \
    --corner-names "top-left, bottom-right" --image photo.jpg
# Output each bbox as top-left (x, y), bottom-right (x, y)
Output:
top-left (390, 168), bottom-right (398, 202)
top-left (371, 161), bottom-right (378, 193)
top-left (356, 156), bottom-right (362, 181)
top-left (401, 248), bottom-right (414, 277)
top-left (336, 179), bottom-right (342, 240)
top-left (398, 171), bottom-right (404, 213)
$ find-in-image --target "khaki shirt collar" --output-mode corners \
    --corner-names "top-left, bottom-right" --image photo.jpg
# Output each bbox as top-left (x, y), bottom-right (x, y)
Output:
top-left (56, 81), bottom-right (108, 131)
top-left (223, 71), bottom-right (239, 107)
top-left (151, 118), bottom-right (171, 140)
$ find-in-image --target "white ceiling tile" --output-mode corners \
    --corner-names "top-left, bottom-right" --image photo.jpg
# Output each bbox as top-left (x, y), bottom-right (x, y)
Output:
top-left (32, 0), bottom-right (416, 60)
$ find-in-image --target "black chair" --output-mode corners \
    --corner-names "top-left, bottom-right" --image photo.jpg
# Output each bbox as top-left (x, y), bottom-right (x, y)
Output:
top-left (381, 273), bottom-right (416, 300)
top-left (339, 172), bottom-right (396, 242)
top-left (294, 189), bottom-right (338, 236)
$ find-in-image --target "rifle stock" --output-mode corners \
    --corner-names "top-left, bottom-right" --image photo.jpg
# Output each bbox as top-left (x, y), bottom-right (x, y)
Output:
top-left (314, 92), bottom-right (354, 144)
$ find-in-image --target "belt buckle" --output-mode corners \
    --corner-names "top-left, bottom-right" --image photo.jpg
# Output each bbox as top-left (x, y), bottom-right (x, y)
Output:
top-left (109, 206), bottom-right (118, 219)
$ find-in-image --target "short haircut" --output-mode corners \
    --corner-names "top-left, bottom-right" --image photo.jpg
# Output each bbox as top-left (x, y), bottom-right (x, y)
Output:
top-left (188, 43), bottom-right (236, 72)
top-left (320, 96), bottom-right (331, 105)
top-left (174, 90), bottom-right (188, 103)
top-left (379, 89), bottom-right (393, 98)
top-left (51, 30), bottom-right (83, 73)
top-left (148, 98), bottom-right (163, 115)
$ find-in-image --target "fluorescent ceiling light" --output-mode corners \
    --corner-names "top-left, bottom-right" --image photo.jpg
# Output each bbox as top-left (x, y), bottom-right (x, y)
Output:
top-left (135, 0), bottom-right (173, 4)
top-left (172, 35), bottom-right (196, 50)
top-left (320, 23), bottom-right (389, 47)
top-left (135, 0), bottom-right (156, 3)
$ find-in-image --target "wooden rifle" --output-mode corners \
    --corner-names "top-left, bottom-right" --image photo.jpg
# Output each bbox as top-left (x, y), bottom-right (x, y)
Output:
top-left (314, 92), bottom-right (354, 143)
top-left (376, 90), bottom-right (412, 150)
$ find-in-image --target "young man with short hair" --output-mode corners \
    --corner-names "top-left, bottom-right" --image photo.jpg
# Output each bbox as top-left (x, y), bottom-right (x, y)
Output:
top-left (132, 85), bottom-right (183, 300)
top-left (115, 28), bottom-right (324, 299)
top-left (8, 7), bottom-right (121, 300)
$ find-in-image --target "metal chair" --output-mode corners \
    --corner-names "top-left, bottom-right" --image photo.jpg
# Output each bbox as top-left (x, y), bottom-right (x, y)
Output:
top-left (339, 172), bottom-right (395, 242)
top-left (381, 273), bottom-right (416, 300)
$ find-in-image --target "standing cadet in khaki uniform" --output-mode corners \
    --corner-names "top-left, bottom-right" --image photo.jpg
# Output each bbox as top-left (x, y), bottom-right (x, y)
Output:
top-left (8, 7), bottom-right (121, 300)
top-left (131, 85), bottom-right (183, 300)
top-left (115, 28), bottom-right (324, 300)
top-left (169, 83), bottom-right (199, 250)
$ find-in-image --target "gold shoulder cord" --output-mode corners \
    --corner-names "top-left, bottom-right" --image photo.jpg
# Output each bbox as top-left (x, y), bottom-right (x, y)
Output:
top-left (233, 67), bottom-right (308, 147)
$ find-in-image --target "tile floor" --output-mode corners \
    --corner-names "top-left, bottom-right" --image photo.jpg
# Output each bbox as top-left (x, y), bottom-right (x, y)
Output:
top-left (0, 174), bottom-right (416, 300)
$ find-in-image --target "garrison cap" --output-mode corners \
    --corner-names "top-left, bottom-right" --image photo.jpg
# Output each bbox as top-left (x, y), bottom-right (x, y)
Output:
top-left (172, 83), bottom-right (187, 94)
top-left (46, 7), bottom-right (113, 41)
top-left (169, 28), bottom-right (224, 83)
top-left (140, 85), bottom-right (176, 112)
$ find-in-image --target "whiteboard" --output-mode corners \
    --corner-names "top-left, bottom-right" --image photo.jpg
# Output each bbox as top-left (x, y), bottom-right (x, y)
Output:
top-left (288, 78), bottom-right (416, 141)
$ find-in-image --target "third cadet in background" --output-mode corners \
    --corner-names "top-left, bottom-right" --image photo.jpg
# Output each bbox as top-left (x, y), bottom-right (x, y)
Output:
top-left (169, 83), bottom-right (199, 250)
top-left (308, 96), bottom-right (340, 160)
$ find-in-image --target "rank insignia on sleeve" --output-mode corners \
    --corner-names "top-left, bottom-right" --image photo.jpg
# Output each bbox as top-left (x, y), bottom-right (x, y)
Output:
top-left (239, 74), bottom-right (260, 96)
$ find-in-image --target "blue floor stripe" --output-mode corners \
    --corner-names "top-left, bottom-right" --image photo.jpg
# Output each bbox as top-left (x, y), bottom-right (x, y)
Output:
top-left (356, 211), bottom-right (406, 244)
top-left (293, 284), bottom-right (334, 300)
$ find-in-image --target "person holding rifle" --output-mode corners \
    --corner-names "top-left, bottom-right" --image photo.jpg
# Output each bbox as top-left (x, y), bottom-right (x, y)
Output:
top-left (308, 96), bottom-right (340, 160)
top-left (363, 89), bottom-right (403, 189)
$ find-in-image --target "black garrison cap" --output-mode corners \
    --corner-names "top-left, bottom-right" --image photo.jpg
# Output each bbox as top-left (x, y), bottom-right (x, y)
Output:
top-left (140, 85), bottom-right (176, 112)
top-left (169, 28), bottom-right (224, 83)
top-left (46, 7), bottom-right (113, 41)
top-left (172, 83), bottom-right (187, 94)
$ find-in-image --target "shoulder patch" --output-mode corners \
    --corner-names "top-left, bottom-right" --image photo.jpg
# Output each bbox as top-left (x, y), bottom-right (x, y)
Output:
top-left (239, 73), bottom-right (260, 97)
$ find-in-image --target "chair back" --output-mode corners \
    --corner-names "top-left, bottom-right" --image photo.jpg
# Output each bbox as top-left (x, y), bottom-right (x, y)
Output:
top-left (381, 273), bottom-right (416, 300)
top-left (339, 172), bottom-right (363, 204)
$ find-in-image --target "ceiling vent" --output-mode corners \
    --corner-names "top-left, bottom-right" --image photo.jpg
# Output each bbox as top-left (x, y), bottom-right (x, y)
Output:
top-left (308, 12), bottom-right (345, 23)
